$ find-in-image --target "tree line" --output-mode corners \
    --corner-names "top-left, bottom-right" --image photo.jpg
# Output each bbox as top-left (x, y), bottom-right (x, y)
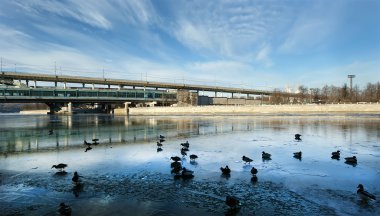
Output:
top-left (268, 82), bottom-right (380, 104)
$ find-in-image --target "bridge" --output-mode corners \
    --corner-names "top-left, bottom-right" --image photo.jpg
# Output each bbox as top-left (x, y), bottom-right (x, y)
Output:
top-left (1, 71), bottom-right (272, 95)
top-left (0, 71), bottom-right (276, 114)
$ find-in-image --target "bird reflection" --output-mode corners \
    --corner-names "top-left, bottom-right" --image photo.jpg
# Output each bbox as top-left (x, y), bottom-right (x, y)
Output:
top-left (225, 207), bottom-right (240, 216)
top-left (85, 146), bottom-right (92, 152)
top-left (58, 202), bottom-right (72, 216)
top-left (251, 175), bottom-right (258, 183)
top-left (345, 161), bottom-right (357, 167)
top-left (54, 171), bottom-right (68, 176)
top-left (225, 196), bottom-right (240, 214)
top-left (262, 157), bottom-right (272, 162)
top-left (190, 160), bottom-right (198, 166)
top-left (221, 173), bottom-right (231, 179)
top-left (72, 183), bottom-right (83, 197)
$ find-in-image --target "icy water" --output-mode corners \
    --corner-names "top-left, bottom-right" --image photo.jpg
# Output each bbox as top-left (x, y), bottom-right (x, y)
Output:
top-left (0, 114), bottom-right (380, 216)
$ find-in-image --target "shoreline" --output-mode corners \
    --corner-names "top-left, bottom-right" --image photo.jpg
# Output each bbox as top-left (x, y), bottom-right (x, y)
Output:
top-left (13, 104), bottom-right (380, 115)
top-left (122, 104), bottom-right (380, 116)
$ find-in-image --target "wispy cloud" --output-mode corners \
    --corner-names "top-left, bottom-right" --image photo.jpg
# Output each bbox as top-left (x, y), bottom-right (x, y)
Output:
top-left (0, 0), bottom-right (379, 89)
top-left (12, 0), bottom-right (157, 29)
top-left (255, 44), bottom-right (273, 67)
top-left (278, 2), bottom-right (341, 54)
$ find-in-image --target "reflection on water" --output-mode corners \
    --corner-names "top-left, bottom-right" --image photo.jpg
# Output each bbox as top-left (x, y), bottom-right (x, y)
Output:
top-left (1, 114), bottom-right (380, 154)
top-left (1, 114), bottom-right (380, 215)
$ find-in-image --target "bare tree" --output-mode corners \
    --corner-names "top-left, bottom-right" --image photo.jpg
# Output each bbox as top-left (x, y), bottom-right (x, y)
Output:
top-left (297, 85), bottom-right (308, 103)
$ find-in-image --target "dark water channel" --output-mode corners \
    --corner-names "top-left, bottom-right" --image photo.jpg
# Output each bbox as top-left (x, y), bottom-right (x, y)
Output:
top-left (1, 114), bottom-right (380, 215)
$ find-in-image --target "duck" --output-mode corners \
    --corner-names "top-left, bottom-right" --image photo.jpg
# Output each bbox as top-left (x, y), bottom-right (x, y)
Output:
top-left (171, 162), bottom-right (182, 173)
top-left (49, 129), bottom-right (54, 135)
top-left (251, 167), bottom-right (258, 175)
top-left (181, 167), bottom-right (194, 178)
top-left (295, 134), bottom-right (302, 141)
top-left (331, 150), bottom-right (340, 159)
top-left (58, 202), bottom-right (72, 216)
top-left (262, 151), bottom-right (271, 159)
top-left (357, 184), bottom-right (376, 201)
top-left (159, 135), bottom-right (165, 139)
top-left (220, 166), bottom-right (231, 175)
top-left (72, 171), bottom-right (80, 184)
top-left (242, 156), bottom-right (253, 164)
top-left (170, 156), bottom-right (181, 162)
top-left (84, 140), bottom-right (91, 146)
top-left (225, 196), bottom-right (240, 209)
top-left (157, 147), bottom-right (163, 152)
top-left (189, 154), bottom-right (198, 161)
top-left (181, 141), bottom-right (190, 148)
top-left (156, 142), bottom-right (163, 147)
top-left (171, 161), bottom-right (182, 169)
top-left (345, 156), bottom-right (357, 164)
top-left (52, 163), bottom-right (67, 172)
top-left (92, 138), bottom-right (99, 145)
top-left (331, 150), bottom-right (340, 157)
top-left (293, 151), bottom-right (302, 159)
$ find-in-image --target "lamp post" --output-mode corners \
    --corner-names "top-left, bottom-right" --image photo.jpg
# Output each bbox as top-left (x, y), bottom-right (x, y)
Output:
top-left (347, 75), bottom-right (355, 92)
top-left (348, 75), bottom-right (356, 102)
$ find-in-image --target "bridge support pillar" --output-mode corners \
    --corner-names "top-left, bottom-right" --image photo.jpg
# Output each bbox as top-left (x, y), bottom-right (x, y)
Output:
top-left (92, 84), bottom-right (95, 90)
top-left (55, 81), bottom-right (57, 87)
top-left (64, 82), bottom-right (67, 89)
top-left (82, 83), bottom-right (85, 88)
top-left (215, 91), bottom-right (217, 97)
top-left (67, 102), bottom-right (72, 114)
top-left (124, 102), bottom-right (131, 116)
top-left (232, 93), bottom-right (234, 98)
top-left (26, 80), bottom-right (29, 86)
top-left (49, 106), bottom-right (55, 115)
top-left (119, 85), bottom-right (123, 90)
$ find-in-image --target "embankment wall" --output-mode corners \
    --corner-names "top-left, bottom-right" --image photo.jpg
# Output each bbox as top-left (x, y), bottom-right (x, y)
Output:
top-left (114, 103), bottom-right (380, 116)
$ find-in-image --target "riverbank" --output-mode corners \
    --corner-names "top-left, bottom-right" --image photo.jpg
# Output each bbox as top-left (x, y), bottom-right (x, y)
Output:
top-left (118, 104), bottom-right (380, 116)
top-left (15, 104), bottom-right (380, 115)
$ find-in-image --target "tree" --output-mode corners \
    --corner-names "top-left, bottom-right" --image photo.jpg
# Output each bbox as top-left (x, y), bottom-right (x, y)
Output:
top-left (297, 85), bottom-right (308, 103)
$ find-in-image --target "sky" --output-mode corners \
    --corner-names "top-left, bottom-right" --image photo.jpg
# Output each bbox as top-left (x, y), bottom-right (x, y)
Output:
top-left (0, 0), bottom-right (379, 91)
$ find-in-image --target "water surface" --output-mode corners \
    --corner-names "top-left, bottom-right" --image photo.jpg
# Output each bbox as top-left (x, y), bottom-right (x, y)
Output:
top-left (1, 114), bottom-right (379, 215)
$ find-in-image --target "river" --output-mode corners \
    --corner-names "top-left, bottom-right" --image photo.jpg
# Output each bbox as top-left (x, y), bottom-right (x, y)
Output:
top-left (0, 114), bottom-right (379, 215)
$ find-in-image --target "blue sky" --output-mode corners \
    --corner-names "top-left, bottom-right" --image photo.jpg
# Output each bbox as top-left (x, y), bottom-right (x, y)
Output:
top-left (0, 0), bottom-right (379, 91)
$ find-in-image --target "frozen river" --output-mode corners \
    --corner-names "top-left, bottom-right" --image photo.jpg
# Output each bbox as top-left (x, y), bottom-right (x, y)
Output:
top-left (0, 114), bottom-right (379, 215)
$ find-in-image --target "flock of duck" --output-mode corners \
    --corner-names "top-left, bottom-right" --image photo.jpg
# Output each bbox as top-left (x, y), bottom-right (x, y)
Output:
top-left (51, 133), bottom-right (376, 215)
top-left (50, 163), bottom-right (82, 215)
top-left (159, 133), bottom-right (376, 210)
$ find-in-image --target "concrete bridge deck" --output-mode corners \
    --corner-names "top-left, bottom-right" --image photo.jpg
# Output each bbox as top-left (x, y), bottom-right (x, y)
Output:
top-left (1, 71), bottom-right (272, 95)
